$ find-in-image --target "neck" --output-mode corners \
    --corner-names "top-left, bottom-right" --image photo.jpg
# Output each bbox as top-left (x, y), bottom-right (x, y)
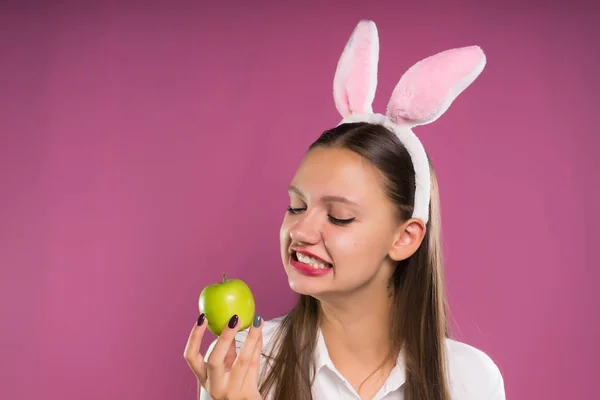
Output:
top-left (317, 283), bottom-right (395, 365)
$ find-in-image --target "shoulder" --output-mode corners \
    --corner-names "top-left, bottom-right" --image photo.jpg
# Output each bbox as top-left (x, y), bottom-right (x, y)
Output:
top-left (444, 338), bottom-right (506, 399)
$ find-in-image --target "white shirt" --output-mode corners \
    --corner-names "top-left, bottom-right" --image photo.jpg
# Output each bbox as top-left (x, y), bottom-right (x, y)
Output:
top-left (201, 315), bottom-right (505, 400)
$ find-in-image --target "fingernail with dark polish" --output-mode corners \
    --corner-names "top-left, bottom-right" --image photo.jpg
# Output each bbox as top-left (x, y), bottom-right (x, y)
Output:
top-left (253, 315), bottom-right (262, 328)
top-left (197, 313), bottom-right (205, 326)
top-left (228, 314), bottom-right (239, 329)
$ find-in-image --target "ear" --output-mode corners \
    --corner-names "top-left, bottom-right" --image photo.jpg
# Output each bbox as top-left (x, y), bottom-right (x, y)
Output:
top-left (386, 46), bottom-right (486, 127)
top-left (388, 219), bottom-right (427, 261)
top-left (333, 20), bottom-right (379, 118)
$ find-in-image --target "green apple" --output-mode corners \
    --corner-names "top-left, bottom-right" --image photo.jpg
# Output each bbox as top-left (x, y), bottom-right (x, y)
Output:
top-left (198, 273), bottom-right (256, 336)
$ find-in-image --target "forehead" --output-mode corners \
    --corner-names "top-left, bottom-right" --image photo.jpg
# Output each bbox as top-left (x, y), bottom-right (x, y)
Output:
top-left (291, 147), bottom-right (388, 203)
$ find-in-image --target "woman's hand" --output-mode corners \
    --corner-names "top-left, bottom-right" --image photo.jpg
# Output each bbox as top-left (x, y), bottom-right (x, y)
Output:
top-left (184, 313), bottom-right (264, 400)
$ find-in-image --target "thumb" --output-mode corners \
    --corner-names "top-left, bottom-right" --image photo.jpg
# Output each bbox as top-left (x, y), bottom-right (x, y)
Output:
top-left (224, 339), bottom-right (237, 371)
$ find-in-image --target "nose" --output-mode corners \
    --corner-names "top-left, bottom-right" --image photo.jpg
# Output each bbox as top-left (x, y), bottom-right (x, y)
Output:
top-left (289, 211), bottom-right (321, 245)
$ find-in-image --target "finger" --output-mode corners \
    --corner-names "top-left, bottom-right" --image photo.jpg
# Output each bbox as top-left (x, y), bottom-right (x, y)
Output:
top-left (183, 314), bottom-right (208, 383)
top-left (224, 339), bottom-right (237, 371)
top-left (205, 314), bottom-right (241, 391)
top-left (242, 320), bottom-right (263, 392)
top-left (229, 315), bottom-right (263, 391)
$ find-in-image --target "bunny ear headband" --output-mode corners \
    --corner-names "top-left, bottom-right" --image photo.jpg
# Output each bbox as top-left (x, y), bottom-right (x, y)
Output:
top-left (333, 20), bottom-right (486, 224)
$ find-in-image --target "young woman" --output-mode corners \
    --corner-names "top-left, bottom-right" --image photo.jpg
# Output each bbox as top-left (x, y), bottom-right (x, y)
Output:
top-left (184, 21), bottom-right (505, 400)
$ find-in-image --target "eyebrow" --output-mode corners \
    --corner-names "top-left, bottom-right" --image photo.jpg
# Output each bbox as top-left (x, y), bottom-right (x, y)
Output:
top-left (288, 185), bottom-right (359, 206)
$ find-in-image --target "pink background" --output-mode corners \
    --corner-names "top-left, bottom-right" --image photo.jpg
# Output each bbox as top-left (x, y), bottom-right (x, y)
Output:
top-left (1, 1), bottom-right (598, 399)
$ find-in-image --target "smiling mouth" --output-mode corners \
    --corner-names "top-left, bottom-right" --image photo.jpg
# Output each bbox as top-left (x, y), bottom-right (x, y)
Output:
top-left (291, 251), bottom-right (333, 270)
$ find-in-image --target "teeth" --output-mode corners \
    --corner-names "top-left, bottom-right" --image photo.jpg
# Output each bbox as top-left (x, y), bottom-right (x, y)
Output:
top-left (296, 252), bottom-right (329, 269)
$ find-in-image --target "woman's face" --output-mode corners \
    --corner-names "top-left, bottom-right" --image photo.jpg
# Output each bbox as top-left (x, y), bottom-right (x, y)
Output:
top-left (279, 146), bottom-right (407, 298)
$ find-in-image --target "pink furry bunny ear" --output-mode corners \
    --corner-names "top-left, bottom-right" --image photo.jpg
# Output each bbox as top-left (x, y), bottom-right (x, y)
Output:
top-left (386, 46), bottom-right (486, 127)
top-left (329, 20), bottom-right (487, 225)
top-left (333, 20), bottom-right (379, 118)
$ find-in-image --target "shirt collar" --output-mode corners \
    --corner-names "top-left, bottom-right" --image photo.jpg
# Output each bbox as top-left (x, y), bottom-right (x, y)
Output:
top-left (314, 329), bottom-right (332, 371)
top-left (313, 328), bottom-right (407, 391)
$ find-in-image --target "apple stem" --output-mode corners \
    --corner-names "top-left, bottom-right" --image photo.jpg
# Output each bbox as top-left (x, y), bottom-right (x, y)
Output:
top-left (222, 272), bottom-right (227, 283)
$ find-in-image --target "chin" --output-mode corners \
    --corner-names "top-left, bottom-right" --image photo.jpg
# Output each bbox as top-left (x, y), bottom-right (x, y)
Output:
top-left (287, 279), bottom-right (322, 296)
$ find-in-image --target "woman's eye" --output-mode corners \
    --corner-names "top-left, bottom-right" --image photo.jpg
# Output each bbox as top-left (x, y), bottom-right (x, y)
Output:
top-left (328, 216), bottom-right (356, 226)
top-left (286, 206), bottom-right (355, 225)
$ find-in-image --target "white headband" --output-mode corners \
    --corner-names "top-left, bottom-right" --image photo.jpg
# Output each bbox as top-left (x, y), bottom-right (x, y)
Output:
top-left (332, 20), bottom-right (486, 224)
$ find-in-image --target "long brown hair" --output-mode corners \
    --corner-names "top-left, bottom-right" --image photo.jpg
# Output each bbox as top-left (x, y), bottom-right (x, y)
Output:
top-left (259, 122), bottom-right (451, 400)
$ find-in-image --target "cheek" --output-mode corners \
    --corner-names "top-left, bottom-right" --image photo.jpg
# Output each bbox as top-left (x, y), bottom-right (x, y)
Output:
top-left (325, 224), bottom-right (390, 265)
top-left (323, 228), bottom-right (360, 262)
